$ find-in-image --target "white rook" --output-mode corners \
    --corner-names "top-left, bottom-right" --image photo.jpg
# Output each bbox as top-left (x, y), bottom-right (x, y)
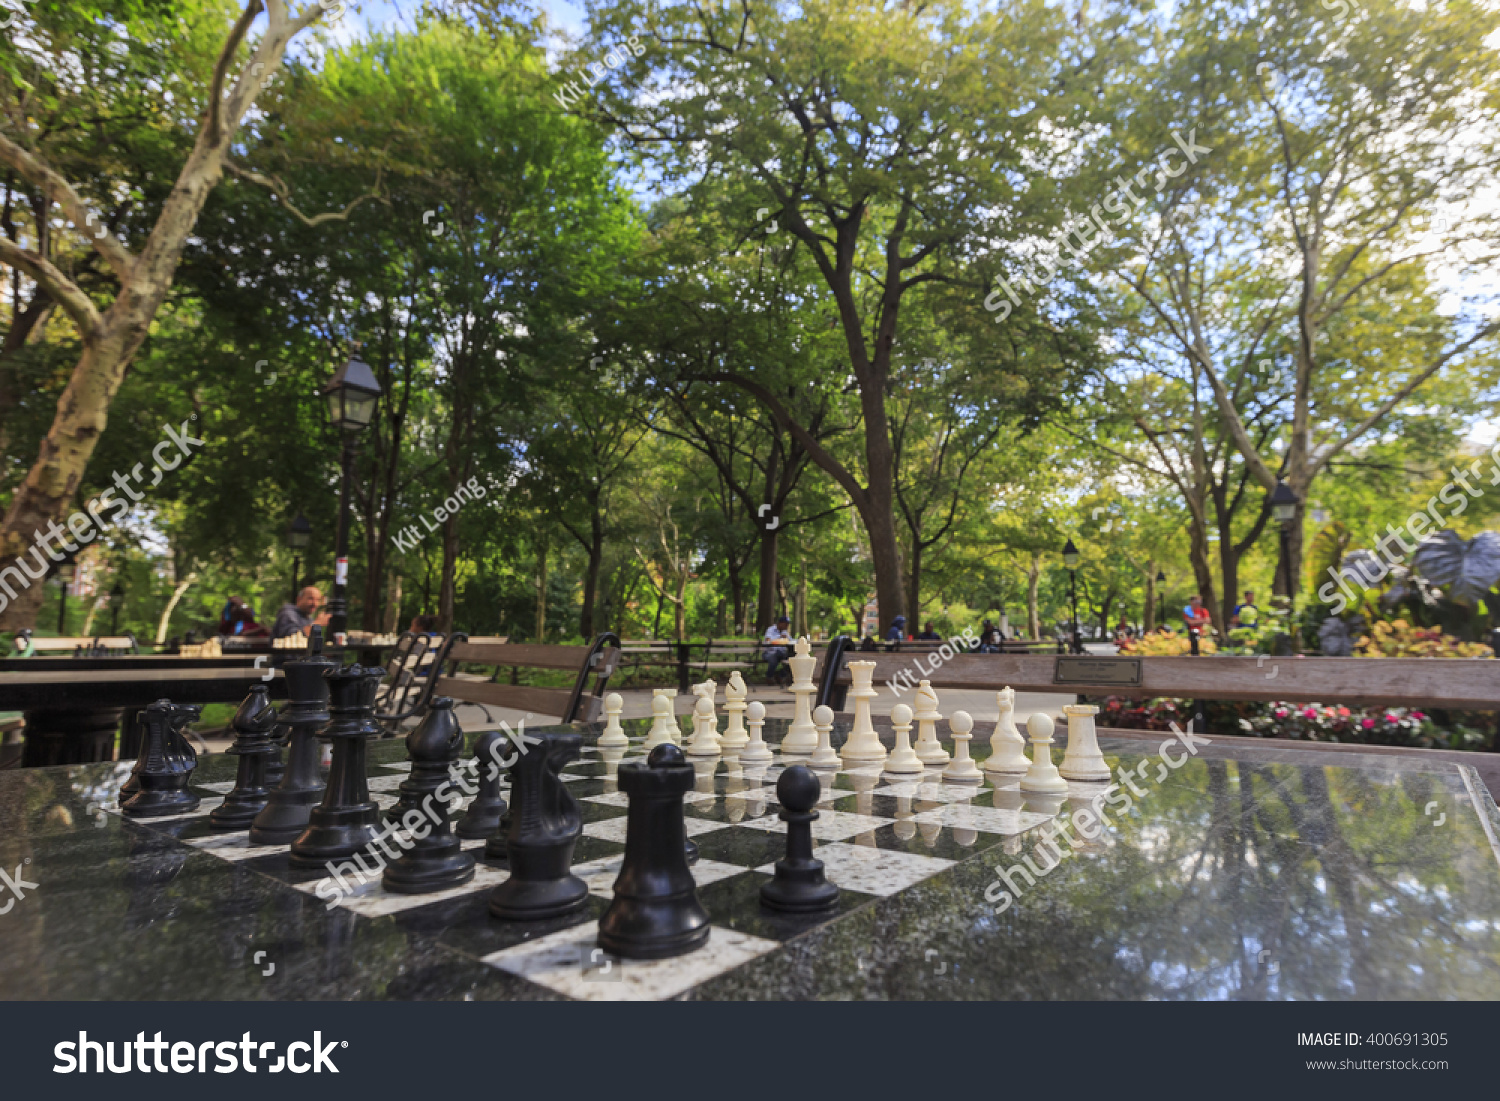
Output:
top-left (1059, 703), bottom-right (1110, 781)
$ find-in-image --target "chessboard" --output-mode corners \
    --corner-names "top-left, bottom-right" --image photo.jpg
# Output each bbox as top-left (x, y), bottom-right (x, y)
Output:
top-left (98, 714), bottom-right (1064, 1002)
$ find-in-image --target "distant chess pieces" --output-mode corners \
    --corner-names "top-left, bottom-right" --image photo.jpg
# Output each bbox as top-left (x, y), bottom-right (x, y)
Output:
top-left (781, 636), bottom-right (819, 753)
top-left (1019, 712), bottom-right (1069, 794)
top-left (209, 684), bottom-right (278, 829)
top-left (809, 704), bottom-right (840, 769)
top-left (122, 699), bottom-right (202, 818)
top-left (839, 660), bottom-right (886, 765)
top-left (740, 699), bottom-right (772, 762)
top-left (597, 692), bottom-right (628, 747)
top-left (911, 679), bottom-right (950, 767)
top-left (489, 729), bottom-right (589, 920)
top-left (643, 691), bottom-right (679, 751)
top-left (942, 710), bottom-right (983, 783)
top-left (719, 671), bottom-right (749, 751)
top-left (1059, 703), bottom-right (1111, 782)
top-left (884, 703), bottom-right (923, 774)
top-left (760, 764), bottom-right (840, 914)
top-left (289, 664), bottom-right (387, 868)
top-left (984, 687), bottom-right (1031, 776)
top-left (685, 694), bottom-right (723, 756)
top-left (384, 698), bottom-right (476, 893)
top-left (597, 743), bottom-right (712, 958)
top-left (250, 631), bottom-right (334, 845)
top-left (455, 729), bottom-right (508, 840)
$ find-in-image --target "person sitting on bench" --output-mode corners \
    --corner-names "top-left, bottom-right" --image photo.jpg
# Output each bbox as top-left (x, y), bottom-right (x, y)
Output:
top-left (762, 616), bottom-right (792, 679)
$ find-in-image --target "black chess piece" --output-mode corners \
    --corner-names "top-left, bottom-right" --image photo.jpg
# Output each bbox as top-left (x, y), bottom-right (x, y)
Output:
top-left (119, 712), bottom-right (147, 804)
top-left (596, 743), bottom-right (711, 959)
top-left (264, 723), bottom-right (288, 791)
top-left (487, 729), bottom-right (588, 920)
top-left (289, 664), bottom-right (386, 869)
top-left (249, 631), bottom-right (335, 845)
top-left (759, 764), bottom-right (839, 914)
top-left (209, 684), bottom-right (279, 830)
top-left (122, 700), bottom-right (203, 818)
top-left (455, 729), bottom-right (509, 840)
top-left (384, 698), bottom-right (476, 893)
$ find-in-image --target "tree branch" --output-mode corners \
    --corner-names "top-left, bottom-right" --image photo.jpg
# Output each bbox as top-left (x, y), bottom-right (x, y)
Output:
top-left (224, 161), bottom-right (387, 227)
top-left (0, 132), bottom-right (136, 282)
top-left (0, 237), bottom-right (101, 338)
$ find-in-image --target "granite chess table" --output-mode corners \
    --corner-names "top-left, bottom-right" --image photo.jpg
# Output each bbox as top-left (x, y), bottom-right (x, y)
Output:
top-left (2, 716), bottom-right (1498, 1001)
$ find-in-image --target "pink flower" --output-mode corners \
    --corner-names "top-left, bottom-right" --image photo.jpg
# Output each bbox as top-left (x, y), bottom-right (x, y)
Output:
top-left (1413, 711), bottom-right (1426, 720)
top-left (1361, 718), bottom-right (1375, 730)
top-left (1274, 708), bottom-right (1287, 719)
top-left (1384, 714), bottom-right (1396, 723)
top-left (1302, 708), bottom-right (1316, 719)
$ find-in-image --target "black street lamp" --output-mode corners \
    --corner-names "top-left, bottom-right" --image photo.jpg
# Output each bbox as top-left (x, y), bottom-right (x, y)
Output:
top-left (109, 579), bottom-right (125, 635)
top-left (321, 349), bottom-right (381, 642)
top-left (1062, 537), bottom-right (1083, 654)
top-left (286, 512), bottom-right (312, 603)
top-left (55, 560), bottom-right (76, 635)
top-left (1270, 478), bottom-right (1300, 600)
top-left (1155, 569), bottom-right (1166, 630)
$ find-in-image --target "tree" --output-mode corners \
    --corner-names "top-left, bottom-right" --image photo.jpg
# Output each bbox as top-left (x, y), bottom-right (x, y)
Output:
top-left (0, 0), bottom-right (372, 628)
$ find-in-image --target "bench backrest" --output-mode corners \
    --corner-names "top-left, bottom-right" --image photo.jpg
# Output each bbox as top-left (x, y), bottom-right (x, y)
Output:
top-left (434, 633), bottom-right (621, 723)
top-left (12, 632), bottom-right (139, 656)
top-left (813, 640), bottom-right (1500, 711)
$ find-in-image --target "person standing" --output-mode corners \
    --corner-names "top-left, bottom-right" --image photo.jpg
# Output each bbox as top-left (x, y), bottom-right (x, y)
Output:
top-left (1231, 590), bottom-right (1259, 628)
top-left (272, 586), bottom-right (330, 640)
top-left (1182, 595), bottom-right (1212, 633)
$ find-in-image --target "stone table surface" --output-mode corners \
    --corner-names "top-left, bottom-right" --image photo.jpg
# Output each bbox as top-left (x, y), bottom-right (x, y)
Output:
top-left (1, 716), bottom-right (1497, 1001)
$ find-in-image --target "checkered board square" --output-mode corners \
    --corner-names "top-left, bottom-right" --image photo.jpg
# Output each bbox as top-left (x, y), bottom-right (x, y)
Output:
top-left (111, 722), bottom-right (1065, 1000)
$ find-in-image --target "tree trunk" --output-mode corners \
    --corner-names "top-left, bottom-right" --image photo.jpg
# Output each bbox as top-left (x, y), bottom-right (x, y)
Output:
top-left (905, 532), bottom-right (922, 629)
top-left (755, 525), bottom-right (779, 633)
top-left (534, 536), bottom-right (548, 642)
top-left (384, 573), bottom-right (401, 634)
top-left (438, 511), bottom-right (458, 633)
top-left (155, 571), bottom-right (196, 645)
top-left (795, 559), bottom-right (808, 638)
top-left (728, 568), bottom-right (745, 636)
top-left (1143, 560), bottom-right (1158, 633)
top-left (579, 497), bottom-right (602, 639)
top-left (1026, 554), bottom-right (1041, 639)
top-left (673, 572), bottom-right (687, 641)
top-left (861, 492), bottom-right (905, 634)
top-left (1187, 520), bottom-right (1219, 631)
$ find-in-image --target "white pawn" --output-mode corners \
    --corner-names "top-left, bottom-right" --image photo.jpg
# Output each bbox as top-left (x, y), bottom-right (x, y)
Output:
top-left (643, 692), bottom-right (678, 751)
top-left (720, 670), bottom-right (749, 751)
top-left (884, 703), bottom-right (923, 775)
top-left (1059, 703), bottom-right (1111, 782)
top-left (597, 692), bottom-right (628, 747)
top-left (943, 710), bottom-right (983, 783)
top-left (911, 680), bottom-right (950, 767)
top-left (686, 694), bottom-right (722, 756)
top-left (1019, 712), bottom-right (1069, 793)
top-left (740, 699), bottom-right (772, 762)
top-left (810, 703), bottom-right (841, 769)
top-left (984, 687), bottom-right (1030, 776)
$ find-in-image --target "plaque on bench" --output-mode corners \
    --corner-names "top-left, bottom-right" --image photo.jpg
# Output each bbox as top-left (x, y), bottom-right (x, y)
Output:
top-left (1052, 657), bottom-right (1143, 687)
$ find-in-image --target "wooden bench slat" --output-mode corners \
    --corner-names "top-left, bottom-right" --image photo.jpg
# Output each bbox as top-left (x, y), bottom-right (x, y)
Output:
top-left (447, 642), bottom-right (599, 670)
top-left (828, 653), bottom-right (1500, 710)
top-left (433, 677), bottom-right (578, 718)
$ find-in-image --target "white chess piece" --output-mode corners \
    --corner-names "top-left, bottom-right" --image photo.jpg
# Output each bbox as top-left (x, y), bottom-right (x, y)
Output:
top-left (740, 699), bottom-right (772, 762)
top-left (692, 677), bottom-right (717, 704)
top-left (943, 710), bottom-right (983, 783)
top-left (686, 694), bottom-right (722, 756)
top-left (1059, 703), bottom-right (1111, 781)
top-left (884, 703), bottom-right (923, 774)
top-left (781, 636), bottom-right (818, 753)
top-left (720, 670), bottom-right (749, 750)
top-left (643, 692), bottom-right (678, 751)
top-left (911, 680), bottom-right (950, 767)
top-left (1019, 712), bottom-right (1069, 793)
top-left (984, 686), bottom-right (1030, 776)
top-left (839, 660), bottom-right (887, 765)
top-left (597, 692), bottom-right (628, 747)
top-left (809, 703), bottom-right (840, 769)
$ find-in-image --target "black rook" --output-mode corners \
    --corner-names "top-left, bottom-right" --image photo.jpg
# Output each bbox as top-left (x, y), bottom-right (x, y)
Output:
top-left (289, 663), bottom-right (385, 868)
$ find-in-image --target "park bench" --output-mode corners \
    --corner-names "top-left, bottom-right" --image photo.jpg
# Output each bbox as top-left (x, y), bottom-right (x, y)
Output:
top-left (11, 630), bottom-right (140, 656)
top-left (384, 631), bottom-right (622, 732)
top-left (810, 636), bottom-right (1500, 715)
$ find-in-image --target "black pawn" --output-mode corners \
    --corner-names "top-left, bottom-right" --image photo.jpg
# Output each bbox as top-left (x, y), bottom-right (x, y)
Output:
top-left (384, 698), bottom-right (476, 893)
top-left (760, 765), bottom-right (839, 914)
top-left (597, 743), bottom-right (711, 959)
top-left (487, 730), bottom-right (588, 920)
top-left (456, 729), bottom-right (509, 840)
top-left (122, 700), bottom-right (203, 818)
top-left (289, 664), bottom-right (386, 869)
top-left (248, 632), bottom-right (334, 845)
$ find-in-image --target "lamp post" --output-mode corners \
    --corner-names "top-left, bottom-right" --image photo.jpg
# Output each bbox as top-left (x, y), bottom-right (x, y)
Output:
top-left (1270, 478), bottom-right (1300, 600)
top-left (1155, 569), bottom-right (1166, 630)
top-left (286, 512), bottom-right (311, 603)
top-left (321, 349), bottom-right (381, 643)
top-left (109, 580), bottom-right (125, 635)
top-left (1062, 537), bottom-right (1082, 654)
top-left (55, 560), bottom-right (76, 635)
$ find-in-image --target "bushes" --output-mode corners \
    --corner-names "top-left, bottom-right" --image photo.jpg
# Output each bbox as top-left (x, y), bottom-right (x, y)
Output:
top-left (1355, 619), bottom-right (1492, 658)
